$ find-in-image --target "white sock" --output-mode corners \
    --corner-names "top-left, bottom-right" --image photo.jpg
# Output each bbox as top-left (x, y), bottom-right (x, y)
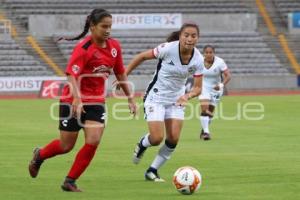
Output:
top-left (150, 141), bottom-right (176, 170)
top-left (200, 116), bottom-right (210, 133)
top-left (141, 133), bottom-right (151, 148)
top-left (150, 154), bottom-right (165, 170)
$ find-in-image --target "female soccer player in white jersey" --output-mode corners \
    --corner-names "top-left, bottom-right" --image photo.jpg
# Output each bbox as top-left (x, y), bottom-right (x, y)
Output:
top-left (124, 23), bottom-right (204, 181)
top-left (199, 45), bottom-right (231, 140)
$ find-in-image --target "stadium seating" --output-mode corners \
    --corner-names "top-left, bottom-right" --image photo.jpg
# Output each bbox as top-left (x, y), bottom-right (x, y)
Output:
top-left (56, 31), bottom-right (289, 75)
top-left (1, 0), bottom-right (291, 76)
top-left (273, 0), bottom-right (300, 24)
top-left (0, 37), bottom-right (53, 76)
top-left (2, 0), bottom-right (252, 27)
top-left (3, 0), bottom-right (252, 14)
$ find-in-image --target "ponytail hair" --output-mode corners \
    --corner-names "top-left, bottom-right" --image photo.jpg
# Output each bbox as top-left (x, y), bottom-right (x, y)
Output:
top-left (166, 22), bottom-right (200, 43)
top-left (166, 31), bottom-right (180, 42)
top-left (57, 9), bottom-right (112, 42)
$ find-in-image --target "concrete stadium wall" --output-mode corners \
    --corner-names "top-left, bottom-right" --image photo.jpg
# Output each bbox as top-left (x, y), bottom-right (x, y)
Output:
top-left (29, 15), bottom-right (86, 36)
top-left (226, 74), bottom-right (298, 90)
top-left (106, 74), bottom-right (298, 92)
top-left (29, 13), bottom-right (257, 36)
top-left (183, 14), bottom-right (257, 33)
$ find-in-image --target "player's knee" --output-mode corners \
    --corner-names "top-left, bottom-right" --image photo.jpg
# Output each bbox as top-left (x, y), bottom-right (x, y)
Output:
top-left (85, 138), bottom-right (100, 146)
top-left (85, 132), bottom-right (102, 146)
top-left (167, 138), bottom-right (179, 145)
top-left (166, 134), bottom-right (179, 145)
top-left (149, 134), bottom-right (164, 146)
top-left (61, 143), bottom-right (75, 153)
top-left (201, 110), bottom-right (213, 118)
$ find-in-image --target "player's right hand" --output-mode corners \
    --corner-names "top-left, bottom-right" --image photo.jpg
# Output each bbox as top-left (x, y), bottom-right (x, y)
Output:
top-left (128, 97), bottom-right (138, 117)
top-left (72, 97), bottom-right (86, 118)
top-left (175, 94), bottom-right (189, 107)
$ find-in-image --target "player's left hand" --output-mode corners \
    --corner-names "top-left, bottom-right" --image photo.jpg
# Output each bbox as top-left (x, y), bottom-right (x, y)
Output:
top-left (176, 94), bottom-right (189, 107)
top-left (213, 83), bottom-right (224, 91)
top-left (128, 97), bottom-right (138, 116)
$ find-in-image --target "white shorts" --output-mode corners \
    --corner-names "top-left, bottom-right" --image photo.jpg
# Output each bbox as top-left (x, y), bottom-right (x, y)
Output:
top-left (199, 87), bottom-right (223, 106)
top-left (144, 103), bottom-right (185, 121)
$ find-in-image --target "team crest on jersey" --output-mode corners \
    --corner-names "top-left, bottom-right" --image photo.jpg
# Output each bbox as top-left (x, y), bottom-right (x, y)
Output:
top-left (188, 66), bottom-right (197, 74)
top-left (111, 48), bottom-right (117, 58)
top-left (72, 64), bottom-right (80, 74)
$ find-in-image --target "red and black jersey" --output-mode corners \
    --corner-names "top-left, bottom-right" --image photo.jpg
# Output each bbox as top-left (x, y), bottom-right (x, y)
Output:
top-left (60, 36), bottom-right (125, 103)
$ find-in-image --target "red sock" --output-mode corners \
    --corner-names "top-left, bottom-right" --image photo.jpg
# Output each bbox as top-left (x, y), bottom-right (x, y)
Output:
top-left (39, 139), bottom-right (65, 160)
top-left (67, 143), bottom-right (98, 180)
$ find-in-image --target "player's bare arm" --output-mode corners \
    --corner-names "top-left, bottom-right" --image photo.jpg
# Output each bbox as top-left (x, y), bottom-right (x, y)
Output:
top-left (125, 49), bottom-right (155, 76)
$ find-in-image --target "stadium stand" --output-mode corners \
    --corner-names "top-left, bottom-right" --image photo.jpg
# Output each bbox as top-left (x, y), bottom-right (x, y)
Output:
top-left (0, 36), bottom-right (53, 76)
top-left (56, 31), bottom-right (289, 75)
top-left (0, 0), bottom-right (294, 78)
top-left (273, 0), bottom-right (300, 24)
top-left (2, 0), bottom-right (252, 27)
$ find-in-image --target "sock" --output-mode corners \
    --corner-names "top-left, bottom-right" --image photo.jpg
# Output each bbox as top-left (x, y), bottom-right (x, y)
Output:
top-left (67, 143), bottom-right (98, 180)
top-left (150, 140), bottom-right (176, 170)
top-left (209, 117), bottom-right (213, 125)
top-left (64, 176), bottom-right (76, 184)
top-left (200, 116), bottom-right (210, 133)
top-left (39, 139), bottom-right (65, 160)
top-left (141, 133), bottom-right (151, 148)
top-left (147, 166), bottom-right (158, 174)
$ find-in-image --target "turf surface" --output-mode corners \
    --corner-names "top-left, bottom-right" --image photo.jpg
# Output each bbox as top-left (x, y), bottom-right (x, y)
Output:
top-left (0, 95), bottom-right (299, 200)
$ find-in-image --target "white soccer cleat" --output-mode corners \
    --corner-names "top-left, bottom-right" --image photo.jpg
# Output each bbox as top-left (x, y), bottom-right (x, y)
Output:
top-left (145, 171), bottom-right (165, 182)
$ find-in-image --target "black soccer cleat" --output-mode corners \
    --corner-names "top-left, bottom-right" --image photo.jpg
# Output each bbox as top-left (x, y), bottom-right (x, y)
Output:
top-left (28, 147), bottom-right (44, 178)
top-left (200, 130), bottom-right (211, 141)
top-left (61, 178), bottom-right (82, 192)
top-left (132, 142), bottom-right (147, 164)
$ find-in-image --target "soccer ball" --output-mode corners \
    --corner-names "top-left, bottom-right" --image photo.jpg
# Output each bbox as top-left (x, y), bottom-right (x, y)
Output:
top-left (172, 166), bottom-right (202, 195)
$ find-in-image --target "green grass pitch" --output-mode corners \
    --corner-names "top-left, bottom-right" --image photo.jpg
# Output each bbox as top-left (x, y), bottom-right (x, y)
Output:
top-left (0, 95), bottom-right (299, 200)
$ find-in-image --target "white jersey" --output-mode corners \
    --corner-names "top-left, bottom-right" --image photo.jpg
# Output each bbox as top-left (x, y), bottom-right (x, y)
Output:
top-left (144, 41), bottom-right (204, 105)
top-left (202, 56), bottom-right (228, 90)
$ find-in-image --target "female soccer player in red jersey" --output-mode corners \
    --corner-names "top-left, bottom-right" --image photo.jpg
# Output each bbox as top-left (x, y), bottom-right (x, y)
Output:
top-left (28, 9), bottom-right (137, 192)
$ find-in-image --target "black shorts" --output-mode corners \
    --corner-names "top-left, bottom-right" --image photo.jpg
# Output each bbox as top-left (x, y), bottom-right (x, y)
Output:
top-left (59, 103), bottom-right (106, 132)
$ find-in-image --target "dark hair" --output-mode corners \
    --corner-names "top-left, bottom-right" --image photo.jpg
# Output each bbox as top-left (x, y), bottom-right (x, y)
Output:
top-left (203, 44), bottom-right (215, 53)
top-left (166, 22), bottom-right (200, 42)
top-left (58, 9), bottom-right (112, 41)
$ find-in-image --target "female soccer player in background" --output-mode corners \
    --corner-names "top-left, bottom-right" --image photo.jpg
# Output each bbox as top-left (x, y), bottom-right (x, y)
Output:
top-left (28, 9), bottom-right (137, 192)
top-left (125, 23), bottom-right (204, 181)
top-left (199, 45), bottom-right (231, 140)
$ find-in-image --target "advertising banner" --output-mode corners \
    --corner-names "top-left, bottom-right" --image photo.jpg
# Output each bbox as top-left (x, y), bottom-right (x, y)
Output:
top-left (0, 77), bottom-right (66, 92)
top-left (112, 13), bottom-right (182, 29)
